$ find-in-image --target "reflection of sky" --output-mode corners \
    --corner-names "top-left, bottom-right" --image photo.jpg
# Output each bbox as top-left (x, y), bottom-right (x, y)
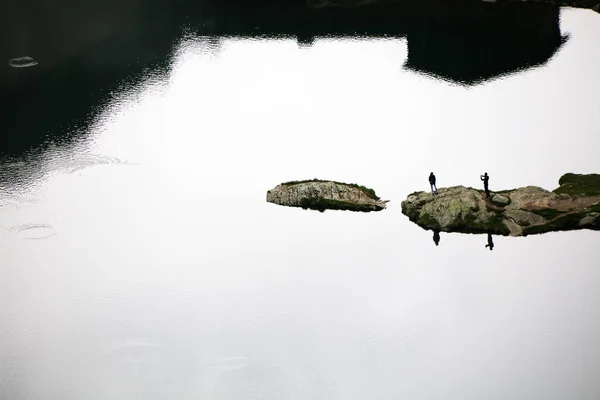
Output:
top-left (1, 8), bottom-right (599, 400)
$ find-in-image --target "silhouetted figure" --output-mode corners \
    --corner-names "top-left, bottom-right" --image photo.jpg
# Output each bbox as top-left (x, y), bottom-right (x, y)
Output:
top-left (429, 172), bottom-right (438, 194)
top-left (433, 230), bottom-right (440, 246)
top-left (480, 172), bottom-right (490, 198)
top-left (485, 233), bottom-right (494, 250)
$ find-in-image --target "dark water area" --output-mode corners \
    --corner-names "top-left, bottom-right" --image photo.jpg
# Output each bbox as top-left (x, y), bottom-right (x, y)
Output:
top-left (1, 0), bottom-right (567, 156)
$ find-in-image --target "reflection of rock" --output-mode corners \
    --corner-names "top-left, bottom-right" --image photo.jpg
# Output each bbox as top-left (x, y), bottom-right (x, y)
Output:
top-left (267, 179), bottom-right (387, 212)
top-left (401, 173), bottom-right (600, 236)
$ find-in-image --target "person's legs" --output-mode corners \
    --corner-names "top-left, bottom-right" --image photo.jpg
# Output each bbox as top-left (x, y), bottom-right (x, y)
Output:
top-left (431, 183), bottom-right (435, 194)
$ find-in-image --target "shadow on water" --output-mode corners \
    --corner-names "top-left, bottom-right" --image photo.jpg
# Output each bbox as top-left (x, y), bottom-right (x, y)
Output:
top-left (0, 0), bottom-right (568, 161)
top-left (430, 230), bottom-right (497, 250)
top-left (486, 233), bottom-right (495, 250)
top-left (433, 230), bottom-right (441, 246)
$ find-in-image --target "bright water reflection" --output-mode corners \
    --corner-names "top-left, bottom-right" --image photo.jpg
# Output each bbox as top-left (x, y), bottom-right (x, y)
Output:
top-left (1, 8), bottom-right (600, 400)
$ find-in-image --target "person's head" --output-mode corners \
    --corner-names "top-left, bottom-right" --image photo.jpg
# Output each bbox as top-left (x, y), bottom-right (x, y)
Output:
top-left (430, 172), bottom-right (434, 175)
top-left (484, 172), bottom-right (488, 176)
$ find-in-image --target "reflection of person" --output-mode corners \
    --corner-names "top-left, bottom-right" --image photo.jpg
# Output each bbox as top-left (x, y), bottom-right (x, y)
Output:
top-left (485, 233), bottom-right (494, 250)
top-left (429, 172), bottom-right (438, 195)
top-left (480, 172), bottom-right (490, 198)
top-left (433, 230), bottom-right (440, 246)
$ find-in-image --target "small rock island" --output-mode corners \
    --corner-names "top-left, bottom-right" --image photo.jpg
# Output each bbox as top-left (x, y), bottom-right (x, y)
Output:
top-left (401, 173), bottom-right (600, 236)
top-left (267, 179), bottom-right (388, 212)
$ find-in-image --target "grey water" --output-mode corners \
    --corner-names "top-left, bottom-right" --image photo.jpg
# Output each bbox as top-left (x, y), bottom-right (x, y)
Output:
top-left (1, 3), bottom-right (600, 399)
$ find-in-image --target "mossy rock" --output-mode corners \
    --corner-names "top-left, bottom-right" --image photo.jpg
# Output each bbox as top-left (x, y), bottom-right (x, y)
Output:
top-left (554, 173), bottom-right (600, 197)
top-left (267, 179), bottom-right (387, 212)
top-left (401, 175), bottom-right (599, 237)
top-left (530, 208), bottom-right (566, 220)
top-left (491, 194), bottom-right (511, 206)
top-left (523, 211), bottom-right (600, 235)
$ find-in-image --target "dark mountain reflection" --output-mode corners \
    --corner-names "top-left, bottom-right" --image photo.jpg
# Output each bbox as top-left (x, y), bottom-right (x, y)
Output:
top-left (404, 2), bottom-right (567, 84)
top-left (0, 0), bottom-right (567, 158)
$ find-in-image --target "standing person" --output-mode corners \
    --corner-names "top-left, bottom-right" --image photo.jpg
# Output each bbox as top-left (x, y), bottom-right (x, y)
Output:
top-left (480, 172), bottom-right (490, 198)
top-left (429, 172), bottom-right (438, 195)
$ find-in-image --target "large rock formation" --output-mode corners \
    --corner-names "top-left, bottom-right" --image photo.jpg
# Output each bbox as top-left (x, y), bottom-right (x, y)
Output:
top-left (401, 173), bottom-right (600, 236)
top-left (267, 179), bottom-right (388, 212)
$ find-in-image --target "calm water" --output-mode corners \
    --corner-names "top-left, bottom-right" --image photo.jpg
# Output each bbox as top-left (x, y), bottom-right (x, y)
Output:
top-left (1, 4), bottom-right (600, 399)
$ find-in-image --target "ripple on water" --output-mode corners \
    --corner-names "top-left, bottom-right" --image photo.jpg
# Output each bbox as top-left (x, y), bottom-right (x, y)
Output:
top-left (8, 56), bottom-right (38, 68)
top-left (212, 356), bottom-right (249, 370)
top-left (12, 224), bottom-right (56, 240)
top-left (0, 162), bottom-right (26, 169)
top-left (106, 339), bottom-right (160, 364)
top-left (65, 154), bottom-right (139, 174)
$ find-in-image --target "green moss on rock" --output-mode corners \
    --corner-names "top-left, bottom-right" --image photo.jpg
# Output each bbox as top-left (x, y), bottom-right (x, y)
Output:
top-left (450, 210), bottom-right (510, 235)
top-left (282, 179), bottom-right (380, 200)
top-left (491, 194), bottom-right (511, 207)
top-left (418, 212), bottom-right (442, 230)
top-left (523, 211), bottom-right (599, 236)
top-left (554, 173), bottom-right (600, 196)
top-left (530, 208), bottom-right (566, 220)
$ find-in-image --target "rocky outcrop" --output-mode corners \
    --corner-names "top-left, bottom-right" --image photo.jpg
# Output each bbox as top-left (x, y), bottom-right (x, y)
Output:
top-left (267, 180), bottom-right (388, 212)
top-left (401, 174), bottom-right (600, 236)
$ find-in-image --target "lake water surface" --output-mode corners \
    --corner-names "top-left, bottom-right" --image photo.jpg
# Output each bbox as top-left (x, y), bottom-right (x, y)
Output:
top-left (1, 5), bottom-right (600, 400)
